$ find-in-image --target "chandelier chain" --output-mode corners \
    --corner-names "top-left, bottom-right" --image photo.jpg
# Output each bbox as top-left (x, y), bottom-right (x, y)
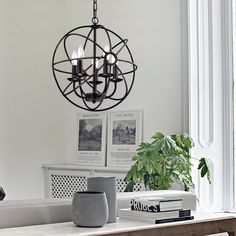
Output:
top-left (92, 0), bottom-right (99, 24)
top-left (93, 0), bottom-right (97, 18)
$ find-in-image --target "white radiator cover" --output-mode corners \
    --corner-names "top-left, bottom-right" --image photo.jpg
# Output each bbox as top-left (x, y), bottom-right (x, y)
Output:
top-left (43, 165), bottom-right (143, 198)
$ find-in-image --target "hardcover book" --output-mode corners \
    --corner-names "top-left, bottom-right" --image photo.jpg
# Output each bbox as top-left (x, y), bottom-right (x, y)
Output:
top-left (119, 215), bottom-right (194, 224)
top-left (130, 197), bottom-right (183, 212)
top-left (118, 208), bottom-right (191, 220)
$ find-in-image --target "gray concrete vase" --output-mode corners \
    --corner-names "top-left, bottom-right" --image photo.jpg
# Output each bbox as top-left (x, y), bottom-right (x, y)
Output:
top-left (87, 177), bottom-right (117, 223)
top-left (72, 191), bottom-right (108, 227)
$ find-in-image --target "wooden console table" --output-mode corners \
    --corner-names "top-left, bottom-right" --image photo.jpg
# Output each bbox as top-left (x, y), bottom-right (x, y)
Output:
top-left (0, 212), bottom-right (235, 236)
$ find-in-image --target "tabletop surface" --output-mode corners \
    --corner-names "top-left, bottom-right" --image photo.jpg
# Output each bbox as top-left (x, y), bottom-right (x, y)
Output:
top-left (0, 211), bottom-right (235, 236)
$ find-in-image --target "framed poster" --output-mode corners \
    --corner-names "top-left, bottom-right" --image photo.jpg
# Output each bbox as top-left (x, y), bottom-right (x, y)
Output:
top-left (107, 110), bottom-right (142, 167)
top-left (77, 113), bottom-right (106, 166)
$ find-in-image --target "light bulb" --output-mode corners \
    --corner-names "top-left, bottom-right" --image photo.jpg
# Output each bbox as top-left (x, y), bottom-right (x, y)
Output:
top-left (71, 51), bottom-right (77, 65)
top-left (95, 59), bottom-right (99, 68)
top-left (77, 45), bottom-right (84, 58)
top-left (92, 59), bottom-right (99, 69)
top-left (103, 44), bottom-right (110, 56)
top-left (103, 45), bottom-right (111, 63)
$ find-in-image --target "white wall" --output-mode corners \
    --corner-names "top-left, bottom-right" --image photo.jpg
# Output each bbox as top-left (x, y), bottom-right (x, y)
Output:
top-left (0, 0), bottom-right (65, 200)
top-left (0, 0), bottom-right (185, 199)
top-left (63, 0), bottom-right (184, 164)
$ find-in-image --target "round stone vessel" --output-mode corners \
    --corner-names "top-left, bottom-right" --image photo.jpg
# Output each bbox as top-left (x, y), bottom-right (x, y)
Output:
top-left (72, 191), bottom-right (108, 227)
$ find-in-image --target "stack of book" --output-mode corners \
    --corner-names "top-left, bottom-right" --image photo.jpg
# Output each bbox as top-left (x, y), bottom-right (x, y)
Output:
top-left (118, 197), bottom-right (194, 224)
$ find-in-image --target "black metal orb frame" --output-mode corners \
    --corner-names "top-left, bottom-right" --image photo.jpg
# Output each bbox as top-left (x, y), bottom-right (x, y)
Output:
top-left (52, 1), bottom-right (137, 112)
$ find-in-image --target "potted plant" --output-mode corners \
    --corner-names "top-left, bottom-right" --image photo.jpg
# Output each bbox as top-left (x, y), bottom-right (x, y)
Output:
top-left (124, 132), bottom-right (211, 192)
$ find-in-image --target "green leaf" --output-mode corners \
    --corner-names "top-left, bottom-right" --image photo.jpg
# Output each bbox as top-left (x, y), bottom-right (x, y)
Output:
top-left (132, 155), bottom-right (139, 161)
top-left (124, 181), bottom-right (135, 192)
top-left (152, 132), bottom-right (164, 140)
top-left (198, 158), bottom-right (205, 170)
top-left (200, 165), bottom-right (207, 177)
top-left (198, 157), bottom-right (211, 184)
top-left (137, 160), bottom-right (145, 171)
top-left (146, 160), bottom-right (152, 175)
top-left (207, 170), bottom-right (211, 184)
top-left (124, 167), bottom-right (134, 182)
top-left (181, 134), bottom-right (194, 149)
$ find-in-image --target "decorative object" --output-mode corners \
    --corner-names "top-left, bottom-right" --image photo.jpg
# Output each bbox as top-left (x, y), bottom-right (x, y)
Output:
top-left (124, 132), bottom-right (211, 192)
top-left (0, 187), bottom-right (5, 201)
top-left (77, 112), bottom-right (106, 166)
top-left (87, 177), bottom-right (117, 223)
top-left (72, 191), bottom-right (108, 227)
top-left (52, 0), bottom-right (137, 112)
top-left (107, 110), bottom-right (142, 167)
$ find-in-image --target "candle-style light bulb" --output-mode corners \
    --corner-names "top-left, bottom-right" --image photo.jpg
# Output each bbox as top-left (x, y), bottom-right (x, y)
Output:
top-left (77, 45), bottom-right (84, 58)
top-left (113, 61), bottom-right (118, 79)
top-left (96, 59), bottom-right (99, 69)
top-left (103, 45), bottom-right (110, 75)
top-left (103, 45), bottom-right (110, 56)
top-left (71, 51), bottom-right (78, 66)
top-left (77, 45), bottom-right (84, 74)
top-left (92, 59), bottom-right (99, 68)
top-left (71, 51), bottom-right (77, 76)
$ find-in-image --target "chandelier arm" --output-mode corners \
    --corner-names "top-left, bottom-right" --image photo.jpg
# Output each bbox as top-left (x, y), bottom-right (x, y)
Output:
top-left (105, 81), bottom-right (117, 98)
top-left (80, 61), bottom-right (109, 93)
top-left (77, 89), bottom-right (95, 110)
top-left (64, 74), bottom-right (94, 96)
top-left (65, 63), bottom-right (104, 96)
top-left (74, 78), bottom-right (88, 99)
top-left (98, 75), bottom-right (111, 99)
top-left (72, 82), bottom-right (87, 99)
top-left (75, 59), bottom-right (135, 99)
top-left (106, 65), bottom-right (128, 101)
top-left (77, 78), bottom-right (97, 110)
top-left (80, 73), bottom-right (113, 111)
top-left (79, 90), bottom-right (105, 111)
top-left (88, 78), bottom-right (111, 111)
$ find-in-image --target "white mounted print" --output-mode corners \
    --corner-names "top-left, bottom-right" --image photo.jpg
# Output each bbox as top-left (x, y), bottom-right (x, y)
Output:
top-left (107, 110), bottom-right (142, 167)
top-left (77, 113), bottom-right (106, 166)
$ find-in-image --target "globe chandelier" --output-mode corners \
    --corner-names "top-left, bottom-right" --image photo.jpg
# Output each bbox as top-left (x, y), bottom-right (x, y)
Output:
top-left (52, 0), bottom-right (137, 111)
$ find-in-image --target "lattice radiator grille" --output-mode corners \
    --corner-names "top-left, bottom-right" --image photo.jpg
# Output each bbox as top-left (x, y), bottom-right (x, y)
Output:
top-left (51, 174), bottom-right (87, 198)
top-left (116, 178), bottom-right (142, 192)
top-left (50, 174), bottom-right (142, 198)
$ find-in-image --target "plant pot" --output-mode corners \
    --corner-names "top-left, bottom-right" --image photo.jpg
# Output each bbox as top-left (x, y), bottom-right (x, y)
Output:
top-left (72, 191), bottom-right (108, 227)
top-left (87, 177), bottom-right (117, 223)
